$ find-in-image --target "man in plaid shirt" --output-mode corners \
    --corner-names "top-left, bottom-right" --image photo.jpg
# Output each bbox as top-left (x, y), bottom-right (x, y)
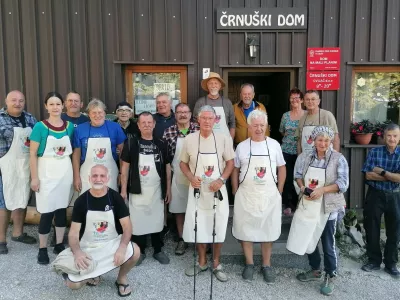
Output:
top-left (163, 103), bottom-right (199, 255)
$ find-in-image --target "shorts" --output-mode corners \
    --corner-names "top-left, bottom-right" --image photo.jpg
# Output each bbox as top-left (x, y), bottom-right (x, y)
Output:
top-left (0, 176), bottom-right (5, 209)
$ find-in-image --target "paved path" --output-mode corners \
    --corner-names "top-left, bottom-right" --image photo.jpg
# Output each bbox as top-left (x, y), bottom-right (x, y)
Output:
top-left (0, 225), bottom-right (399, 300)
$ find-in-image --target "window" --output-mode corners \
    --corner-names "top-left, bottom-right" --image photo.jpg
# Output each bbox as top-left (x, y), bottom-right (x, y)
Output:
top-left (125, 66), bottom-right (187, 115)
top-left (351, 67), bottom-right (400, 124)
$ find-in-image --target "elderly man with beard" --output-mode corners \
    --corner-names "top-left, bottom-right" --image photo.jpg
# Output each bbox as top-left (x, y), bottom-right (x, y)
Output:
top-left (193, 72), bottom-right (235, 139)
top-left (52, 164), bottom-right (139, 297)
top-left (163, 103), bottom-right (199, 255)
top-left (0, 90), bottom-right (37, 254)
top-left (180, 105), bottom-right (235, 282)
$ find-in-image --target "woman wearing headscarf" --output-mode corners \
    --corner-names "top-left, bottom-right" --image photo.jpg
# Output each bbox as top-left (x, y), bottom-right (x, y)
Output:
top-left (286, 125), bottom-right (349, 296)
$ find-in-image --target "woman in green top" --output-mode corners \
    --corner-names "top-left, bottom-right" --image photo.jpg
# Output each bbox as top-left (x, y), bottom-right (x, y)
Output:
top-left (30, 92), bottom-right (74, 265)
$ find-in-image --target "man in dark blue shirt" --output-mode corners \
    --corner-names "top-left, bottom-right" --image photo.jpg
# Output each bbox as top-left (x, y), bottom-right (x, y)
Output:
top-left (153, 93), bottom-right (175, 140)
top-left (61, 91), bottom-right (89, 127)
top-left (361, 123), bottom-right (400, 277)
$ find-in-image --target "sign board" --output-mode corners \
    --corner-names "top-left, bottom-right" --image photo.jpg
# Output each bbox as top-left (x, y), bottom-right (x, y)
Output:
top-left (134, 99), bottom-right (179, 115)
top-left (216, 8), bottom-right (307, 30)
top-left (306, 71), bottom-right (340, 90)
top-left (307, 48), bottom-right (341, 70)
top-left (153, 83), bottom-right (175, 98)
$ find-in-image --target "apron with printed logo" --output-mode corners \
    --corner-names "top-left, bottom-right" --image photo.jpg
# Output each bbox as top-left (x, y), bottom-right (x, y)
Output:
top-left (0, 126), bottom-right (32, 210)
top-left (36, 126), bottom-right (73, 214)
top-left (286, 154), bottom-right (332, 255)
top-left (79, 123), bottom-right (119, 195)
top-left (67, 191), bottom-right (134, 282)
top-left (301, 110), bottom-right (320, 154)
top-left (232, 139), bottom-right (282, 242)
top-left (129, 148), bottom-right (164, 235)
top-left (169, 137), bottom-right (190, 214)
top-left (182, 133), bottom-right (229, 243)
top-left (205, 97), bottom-right (230, 137)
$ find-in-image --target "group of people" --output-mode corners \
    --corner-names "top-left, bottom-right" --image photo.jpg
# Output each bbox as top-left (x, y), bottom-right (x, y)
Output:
top-left (0, 71), bottom-right (399, 297)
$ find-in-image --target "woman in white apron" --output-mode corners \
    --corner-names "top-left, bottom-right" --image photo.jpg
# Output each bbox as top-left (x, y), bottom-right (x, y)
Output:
top-left (287, 126), bottom-right (348, 296)
top-left (30, 92), bottom-right (74, 265)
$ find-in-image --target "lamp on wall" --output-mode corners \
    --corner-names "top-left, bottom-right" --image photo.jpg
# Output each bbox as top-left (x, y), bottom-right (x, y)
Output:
top-left (247, 35), bottom-right (259, 59)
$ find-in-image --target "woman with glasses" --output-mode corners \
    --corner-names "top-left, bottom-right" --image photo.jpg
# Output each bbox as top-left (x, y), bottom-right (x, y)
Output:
top-left (279, 88), bottom-right (305, 215)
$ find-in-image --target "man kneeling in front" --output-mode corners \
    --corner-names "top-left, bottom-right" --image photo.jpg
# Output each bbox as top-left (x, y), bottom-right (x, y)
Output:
top-left (52, 164), bottom-right (140, 297)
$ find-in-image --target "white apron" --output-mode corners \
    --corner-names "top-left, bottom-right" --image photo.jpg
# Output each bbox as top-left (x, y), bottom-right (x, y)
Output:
top-left (36, 128), bottom-right (73, 214)
top-left (0, 127), bottom-right (32, 210)
top-left (300, 110), bottom-right (319, 154)
top-left (183, 133), bottom-right (229, 243)
top-left (79, 123), bottom-right (118, 194)
top-left (68, 191), bottom-right (134, 282)
top-left (286, 155), bottom-right (331, 255)
top-left (169, 137), bottom-right (190, 213)
top-left (232, 139), bottom-right (282, 242)
top-left (205, 97), bottom-right (230, 137)
top-left (129, 152), bottom-right (164, 235)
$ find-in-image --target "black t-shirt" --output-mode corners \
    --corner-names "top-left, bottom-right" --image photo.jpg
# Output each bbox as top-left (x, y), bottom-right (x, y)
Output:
top-left (10, 114), bottom-right (26, 128)
top-left (139, 139), bottom-right (156, 155)
top-left (72, 189), bottom-right (130, 239)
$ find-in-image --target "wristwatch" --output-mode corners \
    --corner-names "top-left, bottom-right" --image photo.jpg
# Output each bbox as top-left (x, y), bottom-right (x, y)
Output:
top-left (218, 177), bottom-right (226, 184)
top-left (380, 170), bottom-right (386, 176)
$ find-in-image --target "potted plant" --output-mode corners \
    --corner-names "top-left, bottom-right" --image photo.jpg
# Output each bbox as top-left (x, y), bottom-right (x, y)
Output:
top-left (350, 119), bottom-right (375, 145)
top-left (374, 120), bottom-right (392, 145)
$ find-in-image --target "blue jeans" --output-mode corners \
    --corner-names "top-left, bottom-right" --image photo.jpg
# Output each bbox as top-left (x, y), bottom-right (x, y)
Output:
top-left (307, 218), bottom-right (338, 276)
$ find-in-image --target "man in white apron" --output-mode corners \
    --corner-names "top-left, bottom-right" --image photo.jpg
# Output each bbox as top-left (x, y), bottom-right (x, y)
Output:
top-left (163, 103), bottom-right (199, 255)
top-left (54, 165), bottom-right (139, 297)
top-left (180, 105), bottom-right (235, 282)
top-left (296, 90), bottom-right (340, 154)
top-left (0, 91), bottom-right (37, 254)
top-left (232, 110), bottom-right (286, 283)
top-left (120, 112), bottom-right (171, 266)
top-left (287, 126), bottom-right (348, 296)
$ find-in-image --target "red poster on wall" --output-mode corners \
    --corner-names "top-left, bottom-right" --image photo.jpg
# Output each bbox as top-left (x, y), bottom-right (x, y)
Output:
top-left (306, 71), bottom-right (340, 90)
top-left (307, 47), bottom-right (341, 70)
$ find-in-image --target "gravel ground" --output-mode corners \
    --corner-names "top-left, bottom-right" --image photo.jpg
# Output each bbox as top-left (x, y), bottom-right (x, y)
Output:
top-left (0, 225), bottom-right (399, 300)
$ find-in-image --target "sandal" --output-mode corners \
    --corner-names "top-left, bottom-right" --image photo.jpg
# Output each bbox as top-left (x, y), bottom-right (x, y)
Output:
top-left (86, 276), bottom-right (101, 286)
top-left (115, 281), bottom-right (132, 297)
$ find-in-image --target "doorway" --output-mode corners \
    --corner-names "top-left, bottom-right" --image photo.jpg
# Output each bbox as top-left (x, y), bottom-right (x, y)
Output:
top-left (223, 69), bottom-right (295, 143)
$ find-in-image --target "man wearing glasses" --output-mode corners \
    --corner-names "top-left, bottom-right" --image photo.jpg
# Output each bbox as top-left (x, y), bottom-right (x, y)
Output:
top-left (61, 91), bottom-right (89, 127)
top-left (296, 90), bottom-right (340, 154)
top-left (163, 103), bottom-right (199, 255)
top-left (114, 101), bottom-right (140, 139)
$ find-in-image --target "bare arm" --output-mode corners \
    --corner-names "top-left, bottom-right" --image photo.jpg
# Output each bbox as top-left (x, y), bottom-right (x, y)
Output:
top-left (229, 128), bottom-right (235, 140)
top-left (180, 161), bottom-right (194, 181)
top-left (120, 161), bottom-right (130, 200)
top-left (68, 221), bottom-right (83, 254)
top-left (296, 178), bottom-right (305, 192)
top-left (277, 165), bottom-right (286, 194)
top-left (119, 216), bottom-right (132, 247)
top-left (297, 139), bottom-right (302, 155)
top-left (221, 159), bottom-right (234, 180)
top-left (333, 133), bottom-right (340, 152)
top-left (117, 143), bottom-right (124, 158)
top-left (365, 172), bottom-right (386, 181)
top-left (231, 167), bottom-right (239, 195)
top-left (165, 163), bottom-right (172, 203)
top-left (29, 141), bottom-right (40, 192)
top-left (372, 167), bottom-right (400, 183)
top-left (72, 148), bottom-right (82, 192)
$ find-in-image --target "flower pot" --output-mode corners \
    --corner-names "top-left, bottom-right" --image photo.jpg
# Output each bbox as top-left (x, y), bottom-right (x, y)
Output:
top-left (354, 133), bottom-right (373, 145)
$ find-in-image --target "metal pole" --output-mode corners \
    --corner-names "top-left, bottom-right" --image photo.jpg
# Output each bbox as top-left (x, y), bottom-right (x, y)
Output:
top-left (193, 188), bottom-right (200, 300)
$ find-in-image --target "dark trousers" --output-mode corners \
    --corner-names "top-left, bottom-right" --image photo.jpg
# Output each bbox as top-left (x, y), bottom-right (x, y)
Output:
top-left (308, 219), bottom-right (337, 276)
top-left (38, 208), bottom-right (67, 235)
top-left (132, 233), bottom-right (162, 254)
top-left (282, 152), bottom-right (299, 210)
top-left (363, 187), bottom-right (400, 267)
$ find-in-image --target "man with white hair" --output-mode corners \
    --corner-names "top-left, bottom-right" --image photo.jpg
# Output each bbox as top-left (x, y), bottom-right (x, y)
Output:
top-left (232, 110), bottom-right (286, 283)
top-left (53, 164), bottom-right (140, 297)
top-left (180, 105), bottom-right (235, 282)
top-left (153, 92), bottom-right (176, 140)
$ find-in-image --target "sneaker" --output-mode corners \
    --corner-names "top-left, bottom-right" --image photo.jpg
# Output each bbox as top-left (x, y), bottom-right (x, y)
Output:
top-left (320, 273), bottom-right (335, 296)
top-left (0, 242), bottom-right (8, 254)
top-left (384, 265), bottom-right (400, 277)
top-left (242, 264), bottom-right (254, 281)
top-left (261, 266), bottom-right (276, 284)
top-left (136, 253), bottom-right (146, 266)
top-left (37, 248), bottom-right (50, 265)
top-left (296, 269), bottom-right (322, 282)
top-left (153, 251), bottom-right (170, 264)
top-left (53, 243), bottom-right (65, 255)
top-left (361, 263), bottom-right (380, 272)
top-left (213, 264), bottom-right (228, 282)
top-left (175, 240), bottom-right (187, 256)
top-left (185, 264), bottom-right (208, 276)
top-left (11, 233), bottom-right (37, 244)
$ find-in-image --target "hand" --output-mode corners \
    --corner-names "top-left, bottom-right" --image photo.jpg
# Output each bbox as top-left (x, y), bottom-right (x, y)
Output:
top-left (120, 190), bottom-right (128, 201)
top-left (309, 187), bottom-right (324, 200)
top-left (373, 167), bottom-right (384, 174)
top-left (209, 179), bottom-right (223, 193)
top-left (190, 176), bottom-right (202, 189)
top-left (74, 250), bottom-right (91, 270)
top-left (300, 186), bottom-right (305, 193)
top-left (114, 245), bottom-right (127, 266)
top-left (31, 178), bottom-right (40, 192)
top-left (164, 189), bottom-right (172, 204)
top-left (74, 176), bottom-right (82, 193)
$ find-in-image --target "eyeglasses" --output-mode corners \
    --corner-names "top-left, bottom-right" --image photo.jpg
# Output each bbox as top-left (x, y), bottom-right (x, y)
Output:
top-left (176, 111), bottom-right (191, 115)
top-left (290, 97), bottom-right (301, 101)
top-left (116, 109), bottom-right (132, 113)
top-left (304, 98), bottom-right (319, 102)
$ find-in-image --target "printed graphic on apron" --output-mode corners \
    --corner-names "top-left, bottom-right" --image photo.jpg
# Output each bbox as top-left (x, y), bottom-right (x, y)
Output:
top-left (306, 135), bottom-right (313, 145)
top-left (93, 148), bottom-right (107, 163)
top-left (215, 115), bottom-right (221, 123)
top-left (20, 136), bottom-right (30, 153)
top-left (94, 221), bottom-right (108, 233)
top-left (140, 165), bottom-right (150, 176)
top-left (53, 146), bottom-right (66, 156)
top-left (203, 165), bottom-right (214, 177)
top-left (255, 167), bottom-right (267, 178)
top-left (308, 178), bottom-right (319, 189)
top-left (92, 221), bottom-right (110, 241)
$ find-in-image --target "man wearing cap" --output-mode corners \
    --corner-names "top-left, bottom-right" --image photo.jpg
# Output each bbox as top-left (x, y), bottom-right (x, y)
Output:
top-left (287, 125), bottom-right (348, 296)
top-left (163, 103), bottom-right (199, 255)
top-left (296, 90), bottom-right (340, 154)
top-left (153, 92), bottom-right (176, 140)
top-left (61, 91), bottom-right (89, 127)
top-left (0, 90), bottom-right (37, 254)
top-left (193, 72), bottom-right (235, 139)
top-left (114, 101), bottom-right (140, 139)
top-left (233, 83), bottom-right (270, 147)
